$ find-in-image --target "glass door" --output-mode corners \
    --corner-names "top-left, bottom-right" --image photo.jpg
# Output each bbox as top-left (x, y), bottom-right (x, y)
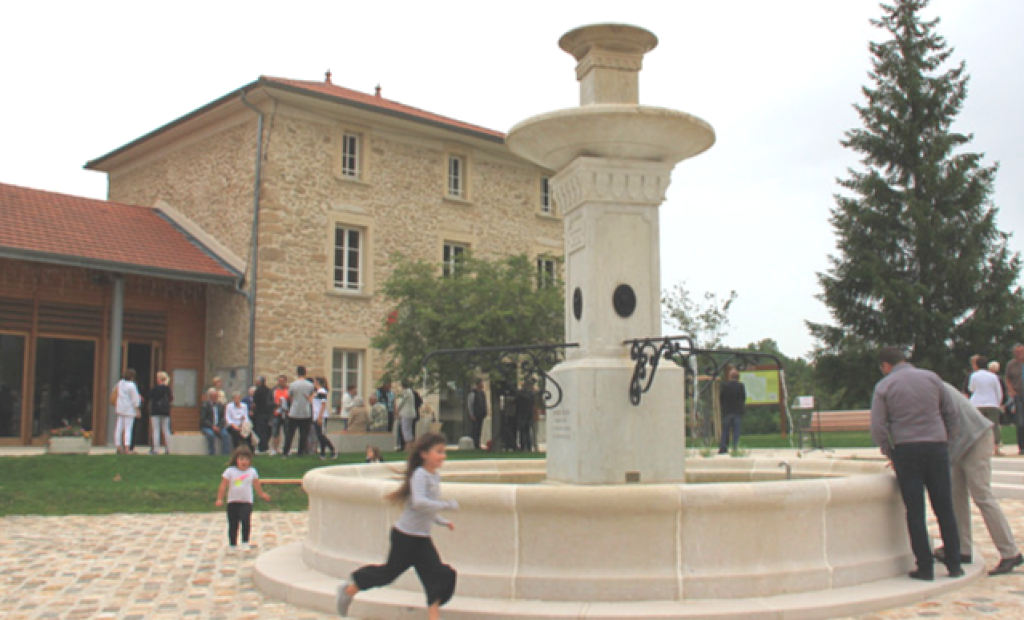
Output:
top-left (0, 333), bottom-right (26, 440)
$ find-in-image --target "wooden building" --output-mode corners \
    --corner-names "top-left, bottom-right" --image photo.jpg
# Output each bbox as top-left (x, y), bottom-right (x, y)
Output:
top-left (0, 182), bottom-right (241, 446)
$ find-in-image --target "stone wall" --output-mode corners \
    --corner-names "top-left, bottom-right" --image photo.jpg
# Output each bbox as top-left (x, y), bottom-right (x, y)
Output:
top-left (105, 95), bottom-right (564, 396)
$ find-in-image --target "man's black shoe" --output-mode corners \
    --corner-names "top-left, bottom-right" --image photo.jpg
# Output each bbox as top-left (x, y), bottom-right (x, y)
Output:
top-left (908, 570), bottom-right (934, 581)
top-left (933, 547), bottom-right (972, 564)
top-left (947, 566), bottom-right (965, 578)
top-left (988, 554), bottom-right (1024, 576)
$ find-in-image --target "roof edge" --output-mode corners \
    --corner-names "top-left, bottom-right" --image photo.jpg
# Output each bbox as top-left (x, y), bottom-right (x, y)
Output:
top-left (85, 80), bottom-right (262, 171)
top-left (154, 202), bottom-right (247, 276)
top-left (0, 247), bottom-right (241, 287)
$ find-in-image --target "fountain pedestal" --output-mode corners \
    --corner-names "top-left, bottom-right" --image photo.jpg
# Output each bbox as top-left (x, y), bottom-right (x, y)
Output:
top-left (507, 25), bottom-right (713, 484)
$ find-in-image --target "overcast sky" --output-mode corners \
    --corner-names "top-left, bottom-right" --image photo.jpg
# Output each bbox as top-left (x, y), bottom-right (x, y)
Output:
top-left (2, 0), bottom-right (1021, 359)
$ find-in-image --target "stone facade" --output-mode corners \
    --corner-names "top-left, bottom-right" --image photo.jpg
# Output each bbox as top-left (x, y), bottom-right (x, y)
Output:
top-left (99, 84), bottom-right (564, 403)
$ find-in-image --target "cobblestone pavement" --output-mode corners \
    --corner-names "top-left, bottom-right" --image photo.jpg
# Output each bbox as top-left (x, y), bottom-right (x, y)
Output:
top-left (3, 502), bottom-right (1024, 619)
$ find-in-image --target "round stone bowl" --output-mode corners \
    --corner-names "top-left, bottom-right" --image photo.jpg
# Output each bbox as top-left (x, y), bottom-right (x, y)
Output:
top-left (301, 458), bottom-right (913, 603)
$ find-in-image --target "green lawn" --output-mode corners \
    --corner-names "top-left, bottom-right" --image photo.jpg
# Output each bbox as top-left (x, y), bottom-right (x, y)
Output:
top-left (0, 449), bottom-right (542, 517)
top-left (4, 428), bottom-right (1014, 517)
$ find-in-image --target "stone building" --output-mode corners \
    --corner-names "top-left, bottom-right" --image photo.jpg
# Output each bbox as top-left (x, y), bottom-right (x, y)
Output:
top-left (86, 75), bottom-right (563, 419)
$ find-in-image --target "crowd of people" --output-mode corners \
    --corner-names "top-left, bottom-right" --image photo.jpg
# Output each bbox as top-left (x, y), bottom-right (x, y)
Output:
top-left (869, 344), bottom-right (1024, 581)
top-left (196, 366), bottom-right (416, 459)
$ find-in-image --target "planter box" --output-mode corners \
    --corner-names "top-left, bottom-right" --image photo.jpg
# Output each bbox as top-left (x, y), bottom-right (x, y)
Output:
top-left (47, 436), bottom-right (91, 454)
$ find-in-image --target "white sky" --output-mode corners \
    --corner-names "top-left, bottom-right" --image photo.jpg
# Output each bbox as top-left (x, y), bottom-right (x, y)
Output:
top-left (2, 0), bottom-right (1021, 359)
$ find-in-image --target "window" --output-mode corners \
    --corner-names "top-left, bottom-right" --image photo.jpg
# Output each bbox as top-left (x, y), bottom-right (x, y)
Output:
top-left (443, 242), bottom-right (467, 277)
top-left (341, 133), bottom-right (360, 179)
top-left (540, 177), bottom-right (552, 214)
top-left (448, 155), bottom-right (464, 198)
top-left (537, 257), bottom-right (557, 287)
top-left (331, 349), bottom-right (362, 410)
top-left (334, 226), bottom-right (363, 291)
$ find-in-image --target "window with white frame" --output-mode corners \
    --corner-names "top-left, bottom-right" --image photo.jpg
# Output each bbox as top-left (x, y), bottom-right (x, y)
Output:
top-left (443, 242), bottom-right (468, 277)
top-left (333, 225), bottom-right (363, 291)
top-left (341, 133), bottom-right (361, 179)
top-left (448, 155), bottom-right (465, 198)
top-left (331, 349), bottom-right (363, 410)
top-left (536, 256), bottom-right (557, 287)
top-left (540, 177), bottom-right (552, 214)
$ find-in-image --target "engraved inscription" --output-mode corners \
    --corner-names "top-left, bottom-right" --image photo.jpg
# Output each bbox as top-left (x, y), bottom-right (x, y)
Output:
top-left (567, 222), bottom-right (586, 254)
top-left (549, 407), bottom-right (572, 442)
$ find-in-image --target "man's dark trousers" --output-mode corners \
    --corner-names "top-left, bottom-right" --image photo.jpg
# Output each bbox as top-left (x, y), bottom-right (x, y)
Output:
top-left (890, 441), bottom-right (960, 574)
top-left (282, 418), bottom-right (311, 456)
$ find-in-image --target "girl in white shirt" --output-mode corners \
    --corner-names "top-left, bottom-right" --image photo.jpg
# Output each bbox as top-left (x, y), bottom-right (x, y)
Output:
top-left (215, 447), bottom-right (270, 552)
top-left (336, 433), bottom-right (457, 620)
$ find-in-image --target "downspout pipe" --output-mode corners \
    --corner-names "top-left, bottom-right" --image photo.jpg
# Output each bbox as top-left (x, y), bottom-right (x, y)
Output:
top-left (240, 92), bottom-right (265, 387)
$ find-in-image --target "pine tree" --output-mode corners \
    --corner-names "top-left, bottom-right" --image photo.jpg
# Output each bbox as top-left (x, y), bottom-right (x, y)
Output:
top-left (809, 0), bottom-right (1024, 407)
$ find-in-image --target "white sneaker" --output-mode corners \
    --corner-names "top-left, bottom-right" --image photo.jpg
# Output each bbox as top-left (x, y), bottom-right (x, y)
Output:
top-left (269, 449), bottom-right (278, 456)
top-left (336, 581), bottom-right (354, 616)
top-left (242, 542), bottom-right (252, 552)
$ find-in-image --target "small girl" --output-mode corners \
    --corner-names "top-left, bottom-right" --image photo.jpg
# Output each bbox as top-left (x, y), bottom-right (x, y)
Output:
top-left (366, 445), bottom-right (384, 463)
top-left (215, 446), bottom-right (271, 552)
top-left (336, 433), bottom-right (457, 620)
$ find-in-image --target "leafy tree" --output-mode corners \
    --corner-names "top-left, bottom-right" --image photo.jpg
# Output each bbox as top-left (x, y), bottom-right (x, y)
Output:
top-left (371, 254), bottom-right (564, 391)
top-left (809, 0), bottom-right (1024, 406)
top-left (662, 282), bottom-right (737, 348)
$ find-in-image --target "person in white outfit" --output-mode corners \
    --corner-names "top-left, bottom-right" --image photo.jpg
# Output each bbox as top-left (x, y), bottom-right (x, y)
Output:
top-left (114, 368), bottom-right (142, 454)
top-left (968, 354), bottom-right (1004, 454)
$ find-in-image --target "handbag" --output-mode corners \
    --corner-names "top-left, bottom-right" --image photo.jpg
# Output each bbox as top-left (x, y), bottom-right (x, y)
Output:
top-left (109, 383), bottom-right (119, 408)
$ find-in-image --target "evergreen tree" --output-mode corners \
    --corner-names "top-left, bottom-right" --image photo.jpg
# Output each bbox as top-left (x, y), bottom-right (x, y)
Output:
top-left (809, 0), bottom-right (1024, 407)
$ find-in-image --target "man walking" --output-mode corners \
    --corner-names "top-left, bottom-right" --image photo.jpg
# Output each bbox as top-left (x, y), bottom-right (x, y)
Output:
top-left (467, 379), bottom-right (488, 449)
top-left (870, 347), bottom-right (962, 581)
top-left (282, 366), bottom-right (314, 457)
top-left (1007, 344), bottom-right (1024, 456)
top-left (938, 383), bottom-right (1024, 575)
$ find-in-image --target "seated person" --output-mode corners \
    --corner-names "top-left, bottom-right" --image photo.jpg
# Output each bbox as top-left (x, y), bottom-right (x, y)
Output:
top-left (346, 396), bottom-right (370, 433)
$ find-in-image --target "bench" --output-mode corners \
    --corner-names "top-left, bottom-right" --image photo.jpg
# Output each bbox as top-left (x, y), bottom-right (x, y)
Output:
top-left (168, 431), bottom-right (208, 455)
top-left (798, 410), bottom-right (871, 449)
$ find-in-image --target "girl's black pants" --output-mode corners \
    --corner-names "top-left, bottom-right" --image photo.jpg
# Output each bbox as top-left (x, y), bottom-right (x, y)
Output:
top-left (352, 527), bottom-right (456, 606)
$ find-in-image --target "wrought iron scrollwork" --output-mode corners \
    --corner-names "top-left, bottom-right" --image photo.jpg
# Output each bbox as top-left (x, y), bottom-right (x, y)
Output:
top-left (624, 336), bottom-right (786, 407)
top-left (421, 343), bottom-right (578, 408)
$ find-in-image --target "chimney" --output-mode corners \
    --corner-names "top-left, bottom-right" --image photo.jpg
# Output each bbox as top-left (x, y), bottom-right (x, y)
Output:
top-left (375, 84), bottom-right (382, 98)
top-left (325, 70), bottom-right (333, 85)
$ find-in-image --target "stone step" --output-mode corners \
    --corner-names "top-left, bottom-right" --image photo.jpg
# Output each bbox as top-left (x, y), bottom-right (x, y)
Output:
top-left (255, 543), bottom-right (984, 620)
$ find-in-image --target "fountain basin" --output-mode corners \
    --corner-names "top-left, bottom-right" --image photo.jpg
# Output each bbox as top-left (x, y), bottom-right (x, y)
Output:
top-left (300, 458), bottom-right (914, 603)
top-left (507, 105), bottom-right (715, 171)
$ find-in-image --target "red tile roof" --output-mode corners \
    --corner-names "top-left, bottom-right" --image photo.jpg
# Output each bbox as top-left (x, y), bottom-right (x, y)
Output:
top-left (262, 76), bottom-right (506, 140)
top-left (0, 182), bottom-right (241, 284)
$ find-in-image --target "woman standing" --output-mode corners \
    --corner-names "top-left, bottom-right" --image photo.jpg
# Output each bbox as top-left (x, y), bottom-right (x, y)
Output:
top-left (114, 368), bottom-right (142, 455)
top-left (149, 371), bottom-right (174, 455)
top-left (397, 379), bottom-right (417, 450)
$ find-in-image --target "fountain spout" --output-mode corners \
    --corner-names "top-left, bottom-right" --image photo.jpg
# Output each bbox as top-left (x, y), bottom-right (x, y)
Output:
top-left (779, 460), bottom-right (792, 480)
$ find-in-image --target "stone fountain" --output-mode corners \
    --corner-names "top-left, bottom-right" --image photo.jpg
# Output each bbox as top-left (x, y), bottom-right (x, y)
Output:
top-left (255, 24), bottom-right (981, 619)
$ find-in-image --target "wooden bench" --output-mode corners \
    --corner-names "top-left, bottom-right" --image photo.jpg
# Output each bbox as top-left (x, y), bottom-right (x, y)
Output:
top-left (798, 410), bottom-right (871, 449)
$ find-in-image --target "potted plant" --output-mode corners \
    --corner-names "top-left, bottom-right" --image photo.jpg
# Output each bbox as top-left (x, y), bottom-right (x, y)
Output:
top-left (47, 421), bottom-right (92, 454)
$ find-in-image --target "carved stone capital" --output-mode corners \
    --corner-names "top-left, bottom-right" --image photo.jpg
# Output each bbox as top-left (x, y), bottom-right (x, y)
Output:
top-left (551, 158), bottom-right (673, 213)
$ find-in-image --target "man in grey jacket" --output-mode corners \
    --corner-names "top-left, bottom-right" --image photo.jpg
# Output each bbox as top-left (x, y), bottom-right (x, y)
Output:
top-left (938, 383), bottom-right (1023, 575)
top-left (282, 365), bottom-right (314, 457)
top-left (870, 346), bottom-right (961, 580)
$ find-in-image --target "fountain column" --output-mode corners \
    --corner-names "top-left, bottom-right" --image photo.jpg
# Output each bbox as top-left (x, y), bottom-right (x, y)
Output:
top-left (507, 24), bottom-right (715, 484)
